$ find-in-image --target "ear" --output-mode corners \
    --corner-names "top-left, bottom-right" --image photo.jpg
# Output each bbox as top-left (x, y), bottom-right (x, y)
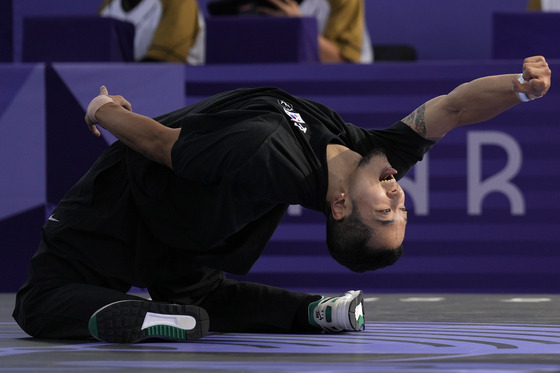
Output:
top-left (330, 193), bottom-right (349, 221)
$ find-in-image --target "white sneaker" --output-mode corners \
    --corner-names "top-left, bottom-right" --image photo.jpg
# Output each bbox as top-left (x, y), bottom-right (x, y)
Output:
top-left (88, 300), bottom-right (209, 343)
top-left (309, 290), bottom-right (365, 332)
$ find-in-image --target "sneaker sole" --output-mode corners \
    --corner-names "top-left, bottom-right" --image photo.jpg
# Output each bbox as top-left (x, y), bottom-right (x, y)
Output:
top-left (336, 290), bottom-right (365, 331)
top-left (88, 300), bottom-right (209, 343)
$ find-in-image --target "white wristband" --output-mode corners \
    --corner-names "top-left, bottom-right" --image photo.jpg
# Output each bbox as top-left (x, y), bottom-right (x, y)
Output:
top-left (515, 74), bottom-right (531, 102)
top-left (86, 95), bottom-right (114, 123)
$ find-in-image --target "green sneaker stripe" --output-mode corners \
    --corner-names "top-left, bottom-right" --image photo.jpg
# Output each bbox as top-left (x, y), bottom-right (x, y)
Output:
top-left (325, 306), bottom-right (332, 323)
top-left (308, 298), bottom-right (323, 328)
top-left (88, 315), bottom-right (98, 338)
top-left (146, 325), bottom-right (186, 340)
top-left (357, 315), bottom-right (365, 328)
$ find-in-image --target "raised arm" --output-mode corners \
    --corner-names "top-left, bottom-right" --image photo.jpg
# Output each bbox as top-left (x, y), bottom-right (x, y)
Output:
top-left (85, 86), bottom-right (180, 169)
top-left (402, 56), bottom-right (551, 140)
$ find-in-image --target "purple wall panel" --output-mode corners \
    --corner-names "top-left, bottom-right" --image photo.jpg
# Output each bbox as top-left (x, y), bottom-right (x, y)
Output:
top-left (0, 65), bottom-right (45, 221)
top-left (0, 64), bottom-right (45, 290)
top-left (0, 63), bottom-right (184, 291)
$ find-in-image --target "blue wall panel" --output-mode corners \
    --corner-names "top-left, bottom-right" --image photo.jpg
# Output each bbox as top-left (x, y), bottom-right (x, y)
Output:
top-left (0, 63), bottom-right (184, 291)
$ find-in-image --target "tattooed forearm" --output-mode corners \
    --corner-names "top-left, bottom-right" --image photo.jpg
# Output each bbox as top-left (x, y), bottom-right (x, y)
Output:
top-left (402, 104), bottom-right (427, 138)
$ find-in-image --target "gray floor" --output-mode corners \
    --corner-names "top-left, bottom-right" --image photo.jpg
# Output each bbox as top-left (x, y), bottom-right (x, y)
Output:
top-left (2, 293), bottom-right (560, 372)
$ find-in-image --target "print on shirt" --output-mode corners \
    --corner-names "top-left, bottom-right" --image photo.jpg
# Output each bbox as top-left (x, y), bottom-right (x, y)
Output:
top-left (277, 99), bottom-right (308, 134)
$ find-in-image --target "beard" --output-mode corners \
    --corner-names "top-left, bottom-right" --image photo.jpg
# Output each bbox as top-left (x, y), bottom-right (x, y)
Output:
top-left (357, 148), bottom-right (388, 168)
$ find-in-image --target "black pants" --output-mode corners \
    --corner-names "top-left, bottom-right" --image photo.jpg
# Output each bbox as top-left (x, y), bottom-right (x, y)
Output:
top-left (13, 241), bottom-right (319, 339)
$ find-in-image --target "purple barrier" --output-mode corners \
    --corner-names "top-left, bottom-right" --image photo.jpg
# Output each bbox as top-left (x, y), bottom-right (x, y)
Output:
top-left (0, 0), bottom-right (13, 62)
top-left (493, 12), bottom-right (560, 59)
top-left (12, 0), bottom-right (101, 62)
top-left (365, 0), bottom-right (528, 60)
top-left (22, 16), bottom-right (134, 62)
top-left (206, 16), bottom-right (319, 64)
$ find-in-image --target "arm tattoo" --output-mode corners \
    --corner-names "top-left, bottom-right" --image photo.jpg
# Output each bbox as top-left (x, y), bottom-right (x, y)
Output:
top-left (403, 104), bottom-right (427, 138)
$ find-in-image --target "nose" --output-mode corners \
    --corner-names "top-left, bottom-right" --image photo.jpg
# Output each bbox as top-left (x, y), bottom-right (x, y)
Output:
top-left (386, 183), bottom-right (403, 199)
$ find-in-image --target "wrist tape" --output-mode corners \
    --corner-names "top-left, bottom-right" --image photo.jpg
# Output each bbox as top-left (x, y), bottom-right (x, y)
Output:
top-left (86, 95), bottom-right (114, 123)
top-left (516, 75), bottom-right (531, 102)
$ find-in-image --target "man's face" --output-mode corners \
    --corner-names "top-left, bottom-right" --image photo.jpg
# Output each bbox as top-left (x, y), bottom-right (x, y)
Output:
top-left (349, 151), bottom-right (407, 248)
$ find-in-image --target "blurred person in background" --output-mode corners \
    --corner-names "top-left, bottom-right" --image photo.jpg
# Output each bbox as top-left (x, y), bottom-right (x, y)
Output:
top-left (528, 0), bottom-right (560, 11)
top-left (99, 0), bottom-right (205, 64)
top-left (258, 0), bottom-right (373, 63)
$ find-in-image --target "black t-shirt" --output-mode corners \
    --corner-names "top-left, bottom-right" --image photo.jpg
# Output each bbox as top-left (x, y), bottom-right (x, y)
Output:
top-left (48, 87), bottom-right (435, 279)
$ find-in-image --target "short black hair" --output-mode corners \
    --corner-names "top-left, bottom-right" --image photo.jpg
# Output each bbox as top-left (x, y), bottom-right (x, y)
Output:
top-left (326, 206), bottom-right (403, 273)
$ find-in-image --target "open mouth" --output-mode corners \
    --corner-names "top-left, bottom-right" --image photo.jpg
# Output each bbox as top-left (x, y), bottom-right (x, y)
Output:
top-left (379, 167), bottom-right (397, 183)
